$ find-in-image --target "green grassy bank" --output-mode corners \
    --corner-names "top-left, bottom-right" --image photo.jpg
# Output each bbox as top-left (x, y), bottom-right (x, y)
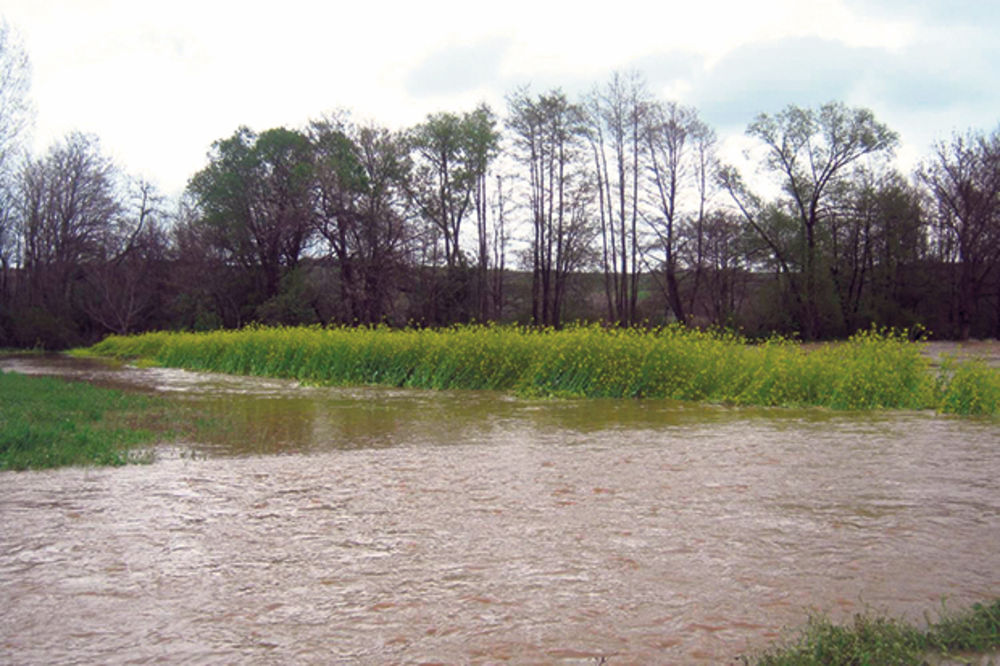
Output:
top-left (747, 599), bottom-right (1000, 665)
top-left (85, 324), bottom-right (1000, 415)
top-left (0, 370), bottom-right (171, 470)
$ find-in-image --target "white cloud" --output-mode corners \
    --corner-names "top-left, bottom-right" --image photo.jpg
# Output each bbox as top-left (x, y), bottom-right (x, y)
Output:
top-left (2, 0), bottom-right (997, 195)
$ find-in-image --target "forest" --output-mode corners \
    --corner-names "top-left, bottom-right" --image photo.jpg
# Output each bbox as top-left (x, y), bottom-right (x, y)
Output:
top-left (1, 25), bottom-right (999, 348)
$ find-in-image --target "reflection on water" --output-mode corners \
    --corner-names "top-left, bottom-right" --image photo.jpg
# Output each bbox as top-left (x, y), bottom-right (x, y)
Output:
top-left (1, 354), bottom-right (999, 664)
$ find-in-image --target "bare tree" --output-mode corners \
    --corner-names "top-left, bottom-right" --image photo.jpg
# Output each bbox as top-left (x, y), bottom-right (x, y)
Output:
top-left (582, 72), bottom-right (650, 325)
top-left (19, 133), bottom-right (122, 317)
top-left (643, 101), bottom-right (717, 324)
top-left (81, 179), bottom-right (169, 334)
top-left (920, 127), bottom-right (1000, 339)
top-left (168, 193), bottom-right (246, 329)
top-left (507, 87), bottom-right (595, 327)
top-left (0, 19), bottom-right (32, 306)
top-left (488, 173), bottom-right (511, 320)
top-left (824, 168), bottom-right (927, 332)
top-left (465, 106), bottom-right (500, 322)
top-left (693, 210), bottom-right (754, 326)
top-left (0, 19), bottom-right (31, 175)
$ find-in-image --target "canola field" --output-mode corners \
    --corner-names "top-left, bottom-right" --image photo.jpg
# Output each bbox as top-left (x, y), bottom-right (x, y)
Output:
top-left (86, 324), bottom-right (1000, 415)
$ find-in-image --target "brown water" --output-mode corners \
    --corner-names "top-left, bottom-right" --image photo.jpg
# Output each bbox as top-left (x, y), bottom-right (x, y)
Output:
top-left (2, 355), bottom-right (999, 664)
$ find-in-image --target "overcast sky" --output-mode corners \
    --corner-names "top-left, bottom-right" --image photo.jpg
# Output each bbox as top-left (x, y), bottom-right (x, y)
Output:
top-left (4, 0), bottom-right (999, 196)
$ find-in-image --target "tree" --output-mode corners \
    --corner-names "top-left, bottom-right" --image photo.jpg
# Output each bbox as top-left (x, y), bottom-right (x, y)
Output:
top-left (408, 107), bottom-right (497, 269)
top-left (11, 133), bottom-right (125, 345)
top-left (643, 101), bottom-right (716, 324)
top-left (407, 105), bottom-right (499, 323)
top-left (168, 194), bottom-right (245, 330)
top-left (506, 87), bottom-right (595, 327)
top-left (80, 178), bottom-right (170, 335)
top-left (656, 208), bottom-right (757, 328)
top-left (0, 19), bottom-right (32, 309)
top-left (920, 127), bottom-right (1000, 339)
top-left (721, 101), bottom-right (898, 338)
top-left (0, 19), bottom-right (31, 177)
top-left (19, 133), bottom-right (121, 311)
top-left (825, 169), bottom-right (927, 332)
top-left (488, 173), bottom-right (511, 320)
top-left (187, 126), bottom-right (316, 315)
top-left (582, 72), bottom-right (650, 325)
top-left (311, 115), bottom-right (413, 324)
top-left (465, 106), bottom-right (500, 322)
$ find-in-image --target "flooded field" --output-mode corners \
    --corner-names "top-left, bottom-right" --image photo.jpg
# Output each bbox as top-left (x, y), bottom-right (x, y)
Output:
top-left (2, 354), bottom-right (999, 663)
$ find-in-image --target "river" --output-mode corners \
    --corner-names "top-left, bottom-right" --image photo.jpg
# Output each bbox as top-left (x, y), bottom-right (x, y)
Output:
top-left (1, 355), bottom-right (998, 664)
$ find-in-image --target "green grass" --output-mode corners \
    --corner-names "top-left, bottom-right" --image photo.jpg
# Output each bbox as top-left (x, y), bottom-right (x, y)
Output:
top-left (0, 370), bottom-right (167, 470)
top-left (82, 324), bottom-right (1000, 416)
top-left (747, 599), bottom-right (1000, 665)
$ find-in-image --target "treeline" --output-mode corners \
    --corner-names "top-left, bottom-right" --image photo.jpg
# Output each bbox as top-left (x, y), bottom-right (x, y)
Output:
top-left (1, 26), bottom-right (998, 346)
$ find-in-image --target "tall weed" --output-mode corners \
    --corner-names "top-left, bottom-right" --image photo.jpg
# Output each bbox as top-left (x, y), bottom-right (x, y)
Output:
top-left (85, 324), bottom-right (999, 415)
top-left (938, 357), bottom-right (1000, 416)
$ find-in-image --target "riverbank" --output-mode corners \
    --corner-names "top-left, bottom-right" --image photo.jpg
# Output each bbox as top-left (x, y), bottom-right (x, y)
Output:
top-left (746, 600), bottom-right (1000, 665)
top-left (84, 324), bottom-right (1000, 415)
top-left (0, 369), bottom-right (164, 470)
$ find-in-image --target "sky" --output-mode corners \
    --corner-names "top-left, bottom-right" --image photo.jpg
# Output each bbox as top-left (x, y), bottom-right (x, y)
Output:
top-left (4, 0), bottom-right (999, 196)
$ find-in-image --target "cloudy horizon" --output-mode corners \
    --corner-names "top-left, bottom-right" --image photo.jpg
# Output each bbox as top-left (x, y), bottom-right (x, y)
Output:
top-left (4, 0), bottom-right (998, 195)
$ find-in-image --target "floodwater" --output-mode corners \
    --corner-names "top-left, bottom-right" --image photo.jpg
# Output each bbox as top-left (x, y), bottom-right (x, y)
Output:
top-left (1, 355), bottom-right (999, 664)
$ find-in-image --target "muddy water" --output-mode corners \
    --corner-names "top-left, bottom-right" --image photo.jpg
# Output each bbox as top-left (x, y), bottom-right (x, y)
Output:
top-left (1, 356), bottom-right (999, 664)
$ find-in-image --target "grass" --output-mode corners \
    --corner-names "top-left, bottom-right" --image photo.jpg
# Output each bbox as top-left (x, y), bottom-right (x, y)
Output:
top-left (746, 599), bottom-right (1000, 665)
top-left (83, 324), bottom-right (1000, 416)
top-left (0, 370), bottom-right (168, 470)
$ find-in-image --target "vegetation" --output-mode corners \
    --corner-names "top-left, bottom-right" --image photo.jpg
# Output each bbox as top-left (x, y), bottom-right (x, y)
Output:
top-left (746, 599), bottom-right (1000, 665)
top-left (0, 370), bottom-right (165, 470)
top-left (2, 18), bottom-right (1000, 346)
top-left (86, 324), bottom-right (1000, 415)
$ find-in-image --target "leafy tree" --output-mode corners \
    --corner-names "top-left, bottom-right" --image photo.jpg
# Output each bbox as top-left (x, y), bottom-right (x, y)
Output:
top-left (408, 106), bottom-right (498, 269)
top-left (311, 115), bottom-right (413, 324)
top-left (407, 105), bottom-right (499, 323)
top-left (721, 101), bottom-right (898, 338)
top-left (187, 126), bottom-right (316, 313)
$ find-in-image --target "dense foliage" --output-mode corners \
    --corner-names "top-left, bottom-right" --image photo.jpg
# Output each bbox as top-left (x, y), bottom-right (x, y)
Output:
top-left (2, 20), bottom-right (999, 345)
top-left (88, 324), bottom-right (1000, 415)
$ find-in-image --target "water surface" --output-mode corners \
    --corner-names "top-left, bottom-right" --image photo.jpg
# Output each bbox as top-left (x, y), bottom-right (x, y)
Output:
top-left (2, 355), bottom-right (998, 663)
